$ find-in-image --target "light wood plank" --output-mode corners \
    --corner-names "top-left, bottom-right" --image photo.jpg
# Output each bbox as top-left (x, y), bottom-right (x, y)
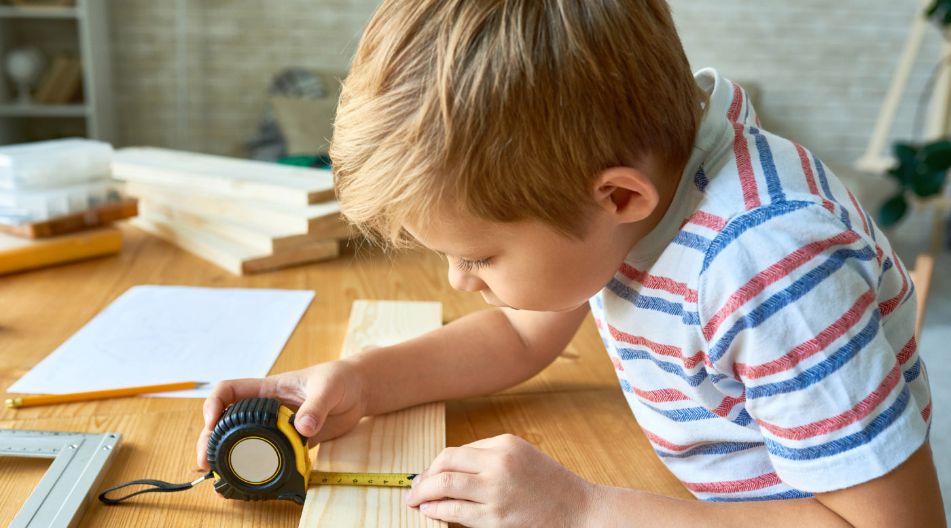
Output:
top-left (140, 199), bottom-right (350, 254)
top-left (131, 216), bottom-right (339, 275)
top-left (300, 300), bottom-right (446, 528)
top-left (113, 147), bottom-right (335, 206)
top-left (123, 181), bottom-right (342, 234)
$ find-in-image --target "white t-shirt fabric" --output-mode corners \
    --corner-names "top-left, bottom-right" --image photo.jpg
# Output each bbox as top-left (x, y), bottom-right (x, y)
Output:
top-left (589, 68), bottom-right (931, 501)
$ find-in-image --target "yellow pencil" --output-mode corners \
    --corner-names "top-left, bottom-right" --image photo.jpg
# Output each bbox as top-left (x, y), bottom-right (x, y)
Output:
top-left (4, 381), bottom-right (207, 408)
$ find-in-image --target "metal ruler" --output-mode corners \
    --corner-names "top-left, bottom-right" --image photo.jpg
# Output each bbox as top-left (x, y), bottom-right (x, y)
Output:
top-left (1, 428), bottom-right (121, 528)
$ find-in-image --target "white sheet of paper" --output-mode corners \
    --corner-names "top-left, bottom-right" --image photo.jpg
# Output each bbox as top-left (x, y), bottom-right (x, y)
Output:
top-left (8, 285), bottom-right (315, 398)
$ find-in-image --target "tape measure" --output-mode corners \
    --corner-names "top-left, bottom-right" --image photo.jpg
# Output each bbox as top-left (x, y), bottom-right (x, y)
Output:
top-left (208, 398), bottom-right (418, 504)
top-left (98, 397), bottom-right (417, 506)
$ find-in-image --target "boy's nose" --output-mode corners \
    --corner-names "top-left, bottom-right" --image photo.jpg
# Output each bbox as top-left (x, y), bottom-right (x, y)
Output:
top-left (447, 266), bottom-right (486, 293)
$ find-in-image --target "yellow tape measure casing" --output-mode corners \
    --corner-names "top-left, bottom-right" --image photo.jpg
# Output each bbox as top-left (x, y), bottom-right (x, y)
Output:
top-left (206, 398), bottom-right (311, 504)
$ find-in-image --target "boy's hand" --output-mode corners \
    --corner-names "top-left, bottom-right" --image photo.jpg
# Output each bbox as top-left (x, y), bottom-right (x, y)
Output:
top-left (404, 434), bottom-right (597, 527)
top-left (195, 360), bottom-right (367, 470)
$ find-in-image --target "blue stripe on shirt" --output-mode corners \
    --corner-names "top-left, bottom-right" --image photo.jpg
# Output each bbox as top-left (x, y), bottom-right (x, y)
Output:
top-left (746, 310), bottom-right (881, 399)
top-left (607, 278), bottom-right (700, 325)
top-left (641, 402), bottom-right (718, 422)
top-left (673, 231), bottom-right (713, 253)
top-left (706, 489), bottom-right (813, 502)
top-left (752, 130), bottom-right (785, 204)
top-left (617, 348), bottom-right (708, 386)
top-left (812, 154), bottom-right (851, 230)
top-left (708, 245), bottom-right (877, 362)
top-left (904, 358), bottom-right (922, 383)
top-left (701, 200), bottom-right (813, 273)
top-left (763, 386), bottom-right (911, 461)
top-left (656, 441), bottom-right (761, 459)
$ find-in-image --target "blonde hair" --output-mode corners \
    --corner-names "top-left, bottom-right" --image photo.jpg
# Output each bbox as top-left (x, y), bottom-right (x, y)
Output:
top-left (331, 0), bottom-right (704, 247)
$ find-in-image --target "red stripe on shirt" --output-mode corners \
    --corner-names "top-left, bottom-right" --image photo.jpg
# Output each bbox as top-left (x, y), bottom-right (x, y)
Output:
top-left (728, 81), bottom-right (744, 122)
top-left (922, 400), bottom-right (932, 423)
top-left (683, 472), bottom-right (782, 494)
top-left (618, 263), bottom-right (699, 302)
top-left (633, 387), bottom-right (690, 403)
top-left (896, 336), bottom-right (917, 365)
top-left (608, 324), bottom-right (705, 368)
top-left (846, 189), bottom-right (871, 236)
top-left (879, 251), bottom-right (909, 317)
top-left (703, 230), bottom-right (862, 340)
top-left (686, 210), bottom-right (728, 232)
top-left (734, 289), bottom-right (876, 379)
top-left (757, 362), bottom-right (902, 440)
top-left (729, 82), bottom-right (760, 210)
top-left (642, 427), bottom-right (693, 452)
top-left (611, 356), bottom-right (624, 371)
top-left (796, 143), bottom-right (836, 214)
top-left (712, 394), bottom-right (746, 417)
top-left (733, 122), bottom-right (760, 210)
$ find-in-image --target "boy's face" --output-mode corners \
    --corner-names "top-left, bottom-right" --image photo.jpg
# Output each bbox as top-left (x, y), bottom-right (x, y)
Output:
top-left (404, 207), bottom-right (639, 312)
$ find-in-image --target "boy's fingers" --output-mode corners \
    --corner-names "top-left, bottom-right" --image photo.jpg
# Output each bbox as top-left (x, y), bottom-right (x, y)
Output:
top-left (406, 472), bottom-right (485, 506)
top-left (416, 499), bottom-right (483, 525)
top-left (196, 428), bottom-right (212, 470)
top-left (424, 446), bottom-right (489, 477)
top-left (202, 378), bottom-right (278, 425)
top-left (294, 383), bottom-right (340, 437)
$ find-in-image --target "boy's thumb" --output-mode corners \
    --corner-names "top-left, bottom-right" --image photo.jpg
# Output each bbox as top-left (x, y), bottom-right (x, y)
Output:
top-left (293, 401), bottom-right (326, 437)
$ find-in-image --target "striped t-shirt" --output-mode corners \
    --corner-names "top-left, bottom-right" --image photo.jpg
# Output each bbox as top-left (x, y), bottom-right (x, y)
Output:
top-left (589, 68), bottom-right (932, 501)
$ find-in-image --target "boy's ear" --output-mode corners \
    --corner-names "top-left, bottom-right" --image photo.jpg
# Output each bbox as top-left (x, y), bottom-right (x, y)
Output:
top-left (592, 166), bottom-right (659, 224)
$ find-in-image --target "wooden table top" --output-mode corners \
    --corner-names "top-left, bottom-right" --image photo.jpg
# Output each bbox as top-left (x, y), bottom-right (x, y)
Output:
top-left (0, 224), bottom-right (690, 527)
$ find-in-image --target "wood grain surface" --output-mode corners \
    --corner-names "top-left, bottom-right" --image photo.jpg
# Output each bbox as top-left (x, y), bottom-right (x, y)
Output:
top-left (0, 223), bottom-right (689, 527)
top-left (300, 301), bottom-right (446, 527)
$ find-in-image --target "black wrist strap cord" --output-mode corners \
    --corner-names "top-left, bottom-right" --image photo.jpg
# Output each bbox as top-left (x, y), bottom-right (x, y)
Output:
top-left (98, 472), bottom-right (214, 505)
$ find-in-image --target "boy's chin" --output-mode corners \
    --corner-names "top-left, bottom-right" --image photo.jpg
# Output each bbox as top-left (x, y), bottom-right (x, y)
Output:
top-left (481, 292), bottom-right (588, 313)
top-left (481, 291), bottom-right (513, 309)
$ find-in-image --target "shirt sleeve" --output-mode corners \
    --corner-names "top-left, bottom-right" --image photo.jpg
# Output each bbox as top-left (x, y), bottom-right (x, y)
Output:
top-left (696, 200), bottom-right (930, 493)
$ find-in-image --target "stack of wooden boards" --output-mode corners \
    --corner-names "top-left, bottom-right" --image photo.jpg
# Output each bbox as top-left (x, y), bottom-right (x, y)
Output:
top-left (0, 139), bottom-right (132, 275)
top-left (114, 147), bottom-right (350, 274)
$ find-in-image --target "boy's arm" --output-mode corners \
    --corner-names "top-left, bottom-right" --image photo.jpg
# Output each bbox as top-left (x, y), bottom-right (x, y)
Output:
top-left (586, 442), bottom-right (944, 527)
top-left (348, 304), bottom-right (589, 416)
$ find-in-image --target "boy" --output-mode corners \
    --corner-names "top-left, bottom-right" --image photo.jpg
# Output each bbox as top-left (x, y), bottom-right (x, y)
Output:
top-left (197, 0), bottom-right (944, 525)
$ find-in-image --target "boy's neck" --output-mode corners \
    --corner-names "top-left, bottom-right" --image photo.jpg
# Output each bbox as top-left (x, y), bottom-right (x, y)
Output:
top-left (624, 161), bottom-right (686, 254)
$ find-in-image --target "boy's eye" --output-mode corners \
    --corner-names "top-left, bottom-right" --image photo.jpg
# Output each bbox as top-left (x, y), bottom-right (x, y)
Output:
top-left (455, 257), bottom-right (492, 273)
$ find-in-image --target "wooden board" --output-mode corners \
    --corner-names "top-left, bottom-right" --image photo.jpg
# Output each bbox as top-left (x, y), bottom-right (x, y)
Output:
top-left (123, 181), bottom-right (341, 235)
top-left (0, 226), bottom-right (691, 526)
top-left (300, 301), bottom-right (446, 528)
top-left (113, 147), bottom-right (335, 206)
top-left (0, 198), bottom-right (138, 239)
top-left (131, 215), bottom-right (339, 275)
top-left (0, 226), bottom-right (121, 275)
top-left (447, 390), bottom-right (692, 497)
top-left (139, 199), bottom-right (350, 254)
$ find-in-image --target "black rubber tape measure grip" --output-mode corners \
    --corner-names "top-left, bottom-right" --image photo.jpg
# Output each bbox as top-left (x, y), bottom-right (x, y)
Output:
top-left (206, 397), bottom-right (311, 505)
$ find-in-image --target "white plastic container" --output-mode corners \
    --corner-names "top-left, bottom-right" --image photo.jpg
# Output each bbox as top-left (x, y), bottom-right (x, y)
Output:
top-left (0, 138), bottom-right (113, 190)
top-left (0, 180), bottom-right (117, 223)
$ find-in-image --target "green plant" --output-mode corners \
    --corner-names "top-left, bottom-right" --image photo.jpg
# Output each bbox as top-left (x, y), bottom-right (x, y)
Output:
top-left (879, 140), bottom-right (951, 226)
top-left (926, 0), bottom-right (951, 26)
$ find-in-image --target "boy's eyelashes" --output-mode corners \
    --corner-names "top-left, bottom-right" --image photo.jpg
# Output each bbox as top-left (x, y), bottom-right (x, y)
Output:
top-left (454, 256), bottom-right (492, 273)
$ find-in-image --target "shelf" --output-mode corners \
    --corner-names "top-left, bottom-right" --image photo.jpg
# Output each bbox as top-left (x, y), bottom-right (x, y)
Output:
top-left (0, 103), bottom-right (87, 117)
top-left (0, 5), bottom-right (78, 19)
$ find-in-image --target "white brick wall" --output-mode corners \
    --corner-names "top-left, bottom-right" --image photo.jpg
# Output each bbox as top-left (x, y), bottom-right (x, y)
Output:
top-left (109, 1), bottom-right (944, 169)
top-left (669, 0), bottom-right (943, 168)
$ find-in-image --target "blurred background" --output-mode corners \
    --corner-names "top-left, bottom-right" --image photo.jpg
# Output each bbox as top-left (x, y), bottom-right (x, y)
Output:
top-left (1, 0), bottom-right (949, 518)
